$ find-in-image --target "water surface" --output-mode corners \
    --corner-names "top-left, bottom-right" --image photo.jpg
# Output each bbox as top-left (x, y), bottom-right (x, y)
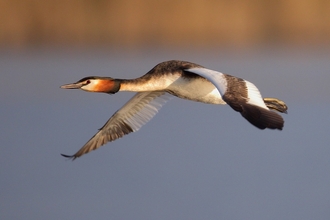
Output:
top-left (1, 47), bottom-right (329, 219)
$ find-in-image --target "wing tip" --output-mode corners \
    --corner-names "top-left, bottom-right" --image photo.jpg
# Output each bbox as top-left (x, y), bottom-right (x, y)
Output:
top-left (61, 153), bottom-right (77, 161)
top-left (241, 103), bottom-right (285, 130)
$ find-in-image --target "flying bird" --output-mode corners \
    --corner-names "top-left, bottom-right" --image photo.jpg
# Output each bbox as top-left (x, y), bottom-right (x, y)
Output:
top-left (60, 60), bottom-right (287, 160)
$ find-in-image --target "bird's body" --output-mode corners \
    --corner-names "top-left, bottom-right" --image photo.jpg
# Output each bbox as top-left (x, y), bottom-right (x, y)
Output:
top-left (61, 60), bottom-right (287, 160)
top-left (121, 71), bottom-right (225, 104)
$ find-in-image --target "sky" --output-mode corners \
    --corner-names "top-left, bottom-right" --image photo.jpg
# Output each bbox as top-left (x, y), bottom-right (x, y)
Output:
top-left (1, 46), bottom-right (330, 220)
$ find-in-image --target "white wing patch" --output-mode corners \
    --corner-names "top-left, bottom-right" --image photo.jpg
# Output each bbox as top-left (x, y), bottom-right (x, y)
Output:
top-left (244, 81), bottom-right (268, 110)
top-left (186, 67), bottom-right (228, 96)
top-left (188, 67), bottom-right (269, 110)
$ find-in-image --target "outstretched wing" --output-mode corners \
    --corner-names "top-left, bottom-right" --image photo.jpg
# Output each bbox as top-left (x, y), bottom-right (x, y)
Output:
top-left (62, 91), bottom-right (172, 159)
top-left (186, 67), bottom-right (284, 130)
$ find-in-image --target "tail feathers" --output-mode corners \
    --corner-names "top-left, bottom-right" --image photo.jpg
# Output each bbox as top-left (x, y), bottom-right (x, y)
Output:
top-left (240, 104), bottom-right (284, 130)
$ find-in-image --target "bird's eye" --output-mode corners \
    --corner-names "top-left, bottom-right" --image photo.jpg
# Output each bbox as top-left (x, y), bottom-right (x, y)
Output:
top-left (86, 80), bottom-right (91, 84)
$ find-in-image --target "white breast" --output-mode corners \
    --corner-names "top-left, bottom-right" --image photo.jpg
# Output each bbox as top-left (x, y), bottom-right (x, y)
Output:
top-left (167, 76), bottom-right (226, 104)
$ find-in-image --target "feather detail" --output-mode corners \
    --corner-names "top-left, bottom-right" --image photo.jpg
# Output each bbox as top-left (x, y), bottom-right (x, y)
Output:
top-left (62, 91), bottom-right (172, 159)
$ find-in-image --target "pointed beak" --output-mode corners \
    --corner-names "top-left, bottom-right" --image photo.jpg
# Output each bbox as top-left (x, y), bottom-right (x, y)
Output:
top-left (60, 82), bottom-right (83, 89)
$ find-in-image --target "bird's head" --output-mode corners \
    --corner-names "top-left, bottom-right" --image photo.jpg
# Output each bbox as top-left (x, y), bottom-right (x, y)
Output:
top-left (60, 77), bottom-right (120, 94)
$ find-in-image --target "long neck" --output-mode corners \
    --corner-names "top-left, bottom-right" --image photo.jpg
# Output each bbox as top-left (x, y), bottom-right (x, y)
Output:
top-left (118, 74), bottom-right (180, 92)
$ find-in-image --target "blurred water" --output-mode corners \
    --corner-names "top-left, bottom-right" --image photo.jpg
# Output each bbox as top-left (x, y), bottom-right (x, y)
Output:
top-left (1, 47), bottom-right (330, 220)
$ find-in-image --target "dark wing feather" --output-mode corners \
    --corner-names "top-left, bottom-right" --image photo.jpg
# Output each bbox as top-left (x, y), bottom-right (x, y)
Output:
top-left (239, 103), bottom-right (284, 130)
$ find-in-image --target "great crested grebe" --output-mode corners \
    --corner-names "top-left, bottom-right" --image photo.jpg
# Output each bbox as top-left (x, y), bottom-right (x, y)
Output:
top-left (60, 60), bottom-right (287, 160)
